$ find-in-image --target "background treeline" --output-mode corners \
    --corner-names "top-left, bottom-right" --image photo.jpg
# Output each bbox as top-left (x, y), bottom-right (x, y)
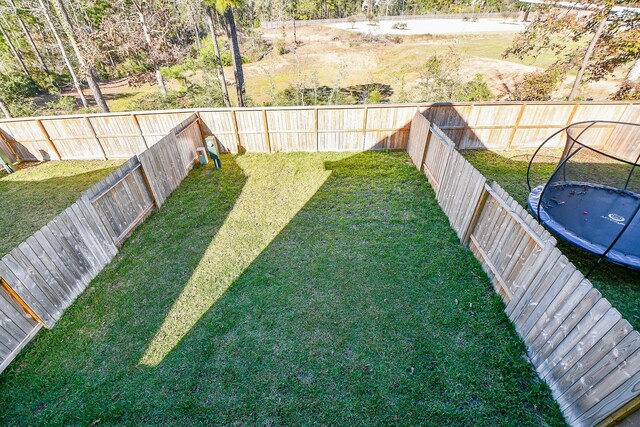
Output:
top-left (0, 0), bottom-right (639, 118)
top-left (0, 0), bottom-right (253, 117)
top-left (254, 0), bottom-right (519, 22)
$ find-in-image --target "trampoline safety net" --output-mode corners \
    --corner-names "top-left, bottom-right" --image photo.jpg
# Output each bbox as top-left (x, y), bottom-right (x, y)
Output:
top-left (527, 120), bottom-right (640, 270)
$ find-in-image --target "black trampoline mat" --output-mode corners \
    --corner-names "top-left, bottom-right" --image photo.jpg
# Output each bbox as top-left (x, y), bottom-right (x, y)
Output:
top-left (529, 182), bottom-right (640, 268)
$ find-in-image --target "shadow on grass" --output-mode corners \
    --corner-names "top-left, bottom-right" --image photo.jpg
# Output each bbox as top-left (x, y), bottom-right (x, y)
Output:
top-left (0, 151), bottom-right (564, 426)
top-left (462, 149), bottom-right (640, 331)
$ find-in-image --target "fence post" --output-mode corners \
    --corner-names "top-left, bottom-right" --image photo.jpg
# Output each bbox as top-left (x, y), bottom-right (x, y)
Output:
top-left (418, 123), bottom-right (431, 172)
top-left (262, 109), bottom-right (271, 153)
top-left (36, 119), bottom-right (61, 160)
top-left (0, 277), bottom-right (45, 326)
top-left (84, 117), bottom-right (107, 160)
top-left (506, 103), bottom-right (526, 150)
top-left (137, 155), bottom-right (159, 209)
top-left (131, 114), bottom-right (149, 149)
top-left (314, 108), bottom-right (319, 152)
top-left (0, 129), bottom-right (18, 163)
top-left (231, 109), bottom-right (241, 153)
top-left (565, 102), bottom-right (580, 127)
top-left (461, 186), bottom-right (489, 246)
top-left (361, 106), bottom-right (369, 151)
top-left (195, 111), bottom-right (207, 144)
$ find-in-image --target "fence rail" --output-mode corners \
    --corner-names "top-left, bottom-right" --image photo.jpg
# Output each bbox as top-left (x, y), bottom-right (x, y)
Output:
top-left (1, 102), bottom-right (640, 423)
top-left (405, 112), bottom-right (640, 426)
top-left (1, 102), bottom-right (639, 164)
top-left (0, 114), bottom-right (203, 374)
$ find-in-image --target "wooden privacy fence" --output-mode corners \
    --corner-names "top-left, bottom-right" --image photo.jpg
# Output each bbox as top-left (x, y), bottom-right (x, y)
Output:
top-left (0, 114), bottom-right (203, 373)
top-left (421, 102), bottom-right (640, 151)
top-left (406, 112), bottom-right (640, 427)
top-left (1, 102), bottom-right (639, 164)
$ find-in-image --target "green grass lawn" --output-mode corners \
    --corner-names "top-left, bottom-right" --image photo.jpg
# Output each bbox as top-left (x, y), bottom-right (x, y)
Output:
top-left (0, 160), bottom-right (122, 257)
top-left (0, 152), bottom-right (564, 425)
top-left (462, 149), bottom-right (640, 331)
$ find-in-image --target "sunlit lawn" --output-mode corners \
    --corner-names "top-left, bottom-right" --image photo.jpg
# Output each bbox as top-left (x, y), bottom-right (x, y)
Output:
top-left (0, 152), bottom-right (564, 425)
top-left (463, 149), bottom-right (640, 331)
top-left (0, 160), bottom-right (122, 257)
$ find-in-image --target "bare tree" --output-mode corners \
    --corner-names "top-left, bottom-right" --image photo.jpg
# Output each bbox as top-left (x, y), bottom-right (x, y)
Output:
top-left (216, 0), bottom-right (245, 106)
top-left (37, 0), bottom-right (88, 107)
top-left (568, 15), bottom-right (607, 101)
top-left (205, 6), bottom-right (231, 107)
top-left (52, 0), bottom-right (109, 112)
top-left (188, 1), bottom-right (202, 50)
top-left (132, 0), bottom-right (168, 96)
top-left (7, 0), bottom-right (49, 74)
top-left (0, 16), bottom-right (33, 81)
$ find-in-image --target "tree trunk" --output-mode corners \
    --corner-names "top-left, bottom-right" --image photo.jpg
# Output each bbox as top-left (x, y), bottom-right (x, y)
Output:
top-left (191, 5), bottom-right (201, 50)
top-left (134, 0), bottom-right (167, 96)
top-left (626, 57), bottom-right (640, 83)
top-left (52, 0), bottom-right (109, 112)
top-left (8, 0), bottom-right (50, 74)
top-left (293, 16), bottom-right (297, 45)
top-left (194, 21), bottom-right (201, 50)
top-left (38, 0), bottom-right (87, 107)
top-left (568, 16), bottom-right (607, 101)
top-left (222, 7), bottom-right (245, 107)
top-left (0, 18), bottom-right (33, 82)
top-left (0, 97), bottom-right (12, 118)
top-left (206, 7), bottom-right (231, 107)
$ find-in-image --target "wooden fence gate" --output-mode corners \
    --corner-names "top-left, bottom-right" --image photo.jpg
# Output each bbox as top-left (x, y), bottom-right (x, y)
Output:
top-left (0, 114), bottom-right (204, 373)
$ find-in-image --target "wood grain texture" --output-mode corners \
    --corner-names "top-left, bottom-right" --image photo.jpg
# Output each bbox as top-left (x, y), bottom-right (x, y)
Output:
top-left (0, 116), bottom-right (198, 375)
top-left (412, 118), bottom-right (640, 426)
top-left (405, 111), bottom-right (430, 169)
top-left (0, 102), bottom-right (638, 158)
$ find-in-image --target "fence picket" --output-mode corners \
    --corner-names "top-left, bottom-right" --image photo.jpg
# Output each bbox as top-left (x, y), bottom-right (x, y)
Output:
top-left (411, 118), bottom-right (640, 426)
top-left (0, 114), bottom-right (203, 373)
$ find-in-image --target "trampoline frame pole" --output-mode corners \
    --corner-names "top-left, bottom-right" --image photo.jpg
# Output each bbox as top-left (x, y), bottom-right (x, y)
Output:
top-left (596, 199), bottom-right (640, 270)
top-left (562, 123), bottom-right (596, 182)
top-left (527, 127), bottom-right (567, 192)
top-left (536, 145), bottom-right (585, 222)
top-left (624, 151), bottom-right (640, 191)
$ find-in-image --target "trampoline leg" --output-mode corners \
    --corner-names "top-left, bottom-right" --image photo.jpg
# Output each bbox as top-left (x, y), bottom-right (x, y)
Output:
top-left (585, 257), bottom-right (604, 279)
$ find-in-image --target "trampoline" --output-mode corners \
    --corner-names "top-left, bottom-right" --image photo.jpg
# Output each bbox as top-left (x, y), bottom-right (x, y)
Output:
top-left (527, 120), bottom-right (640, 272)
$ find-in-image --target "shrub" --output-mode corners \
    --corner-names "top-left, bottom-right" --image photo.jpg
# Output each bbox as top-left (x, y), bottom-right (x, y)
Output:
top-left (612, 81), bottom-right (640, 100)
top-left (512, 64), bottom-right (567, 101)
top-left (196, 39), bottom-right (243, 69)
top-left (45, 95), bottom-right (78, 114)
top-left (118, 58), bottom-right (152, 79)
top-left (457, 74), bottom-right (493, 101)
top-left (419, 49), bottom-right (494, 102)
top-left (6, 99), bottom-right (37, 117)
top-left (275, 40), bottom-right (289, 55)
top-left (128, 83), bottom-right (227, 111)
top-left (391, 22), bottom-right (408, 30)
top-left (0, 73), bottom-right (38, 102)
top-left (366, 89), bottom-right (383, 104)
